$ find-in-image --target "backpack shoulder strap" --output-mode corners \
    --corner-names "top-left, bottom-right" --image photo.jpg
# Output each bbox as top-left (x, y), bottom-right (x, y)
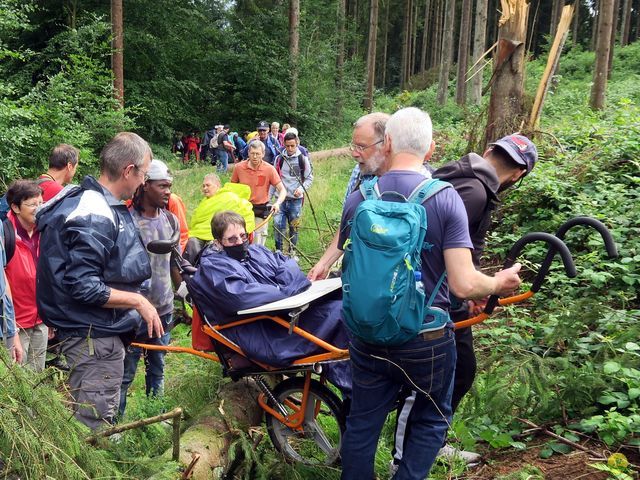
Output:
top-left (297, 153), bottom-right (305, 182)
top-left (426, 272), bottom-right (447, 308)
top-left (358, 177), bottom-right (380, 201)
top-left (2, 218), bottom-right (15, 265)
top-left (408, 178), bottom-right (451, 205)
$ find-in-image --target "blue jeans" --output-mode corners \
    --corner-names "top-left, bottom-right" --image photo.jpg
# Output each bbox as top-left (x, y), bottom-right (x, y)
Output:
top-left (273, 197), bottom-right (303, 252)
top-left (340, 328), bottom-right (456, 480)
top-left (119, 313), bottom-right (173, 416)
top-left (217, 149), bottom-right (229, 172)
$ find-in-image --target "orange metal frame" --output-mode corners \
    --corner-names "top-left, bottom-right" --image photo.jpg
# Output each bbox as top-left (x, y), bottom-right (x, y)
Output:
top-left (257, 371), bottom-right (314, 430)
top-left (453, 290), bottom-right (534, 329)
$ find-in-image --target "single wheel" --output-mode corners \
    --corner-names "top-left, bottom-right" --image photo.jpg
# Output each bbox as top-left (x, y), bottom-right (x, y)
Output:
top-left (265, 376), bottom-right (345, 466)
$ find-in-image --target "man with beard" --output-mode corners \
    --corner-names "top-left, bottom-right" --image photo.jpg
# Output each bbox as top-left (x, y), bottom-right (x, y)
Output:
top-left (307, 112), bottom-right (391, 281)
top-left (119, 159), bottom-right (179, 417)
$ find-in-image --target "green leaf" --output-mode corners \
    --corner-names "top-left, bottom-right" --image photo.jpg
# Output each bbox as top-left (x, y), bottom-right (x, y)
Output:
top-left (539, 448), bottom-right (554, 459)
top-left (604, 361), bottom-right (621, 374)
top-left (550, 443), bottom-right (572, 454)
top-left (628, 388), bottom-right (640, 400)
top-left (598, 394), bottom-right (618, 405)
top-left (624, 342), bottom-right (640, 351)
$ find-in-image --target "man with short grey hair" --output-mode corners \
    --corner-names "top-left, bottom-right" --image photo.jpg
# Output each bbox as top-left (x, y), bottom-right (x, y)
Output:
top-left (37, 132), bottom-right (164, 430)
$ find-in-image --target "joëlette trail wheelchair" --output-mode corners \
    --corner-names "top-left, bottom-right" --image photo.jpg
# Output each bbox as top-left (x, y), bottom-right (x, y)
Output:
top-left (133, 215), bottom-right (617, 466)
top-left (133, 238), bottom-right (349, 466)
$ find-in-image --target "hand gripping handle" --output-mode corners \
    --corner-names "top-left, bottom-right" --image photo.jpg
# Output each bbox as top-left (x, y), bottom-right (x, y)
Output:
top-left (483, 232), bottom-right (576, 315)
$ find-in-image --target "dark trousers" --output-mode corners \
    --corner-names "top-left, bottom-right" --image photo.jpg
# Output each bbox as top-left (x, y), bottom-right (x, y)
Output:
top-left (392, 309), bottom-right (476, 466)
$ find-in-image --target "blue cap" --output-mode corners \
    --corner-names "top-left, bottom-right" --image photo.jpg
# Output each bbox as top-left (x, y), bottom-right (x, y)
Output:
top-left (490, 134), bottom-right (538, 174)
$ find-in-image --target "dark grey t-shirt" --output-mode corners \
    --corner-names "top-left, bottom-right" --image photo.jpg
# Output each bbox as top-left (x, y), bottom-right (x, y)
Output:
top-left (339, 170), bottom-right (473, 309)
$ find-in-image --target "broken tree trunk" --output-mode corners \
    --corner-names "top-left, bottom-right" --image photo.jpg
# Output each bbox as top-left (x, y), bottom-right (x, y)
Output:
top-left (153, 380), bottom-right (264, 480)
top-left (483, 0), bottom-right (530, 146)
top-left (528, 4), bottom-right (575, 130)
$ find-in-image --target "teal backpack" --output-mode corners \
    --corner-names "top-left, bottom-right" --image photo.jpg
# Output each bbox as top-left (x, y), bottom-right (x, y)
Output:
top-left (341, 177), bottom-right (451, 346)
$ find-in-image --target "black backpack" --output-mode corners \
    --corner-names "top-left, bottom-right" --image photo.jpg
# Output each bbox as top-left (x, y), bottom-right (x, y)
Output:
top-left (275, 154), bottom-right (308, 184)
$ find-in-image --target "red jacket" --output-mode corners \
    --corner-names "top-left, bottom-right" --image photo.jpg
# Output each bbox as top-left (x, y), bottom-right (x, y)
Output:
top-left (5, 212), bottom-right (41, 329)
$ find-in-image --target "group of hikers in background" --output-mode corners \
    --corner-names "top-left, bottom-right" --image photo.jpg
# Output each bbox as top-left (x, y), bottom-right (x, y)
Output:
top-left (172, 120), bottom-right (297, 173)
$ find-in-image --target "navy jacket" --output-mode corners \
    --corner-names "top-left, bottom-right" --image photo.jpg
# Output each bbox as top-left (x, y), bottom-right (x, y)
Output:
top-left (36, 176), bottom-right (151, 339)
top-left (190, 245), bottom-right (350, 367)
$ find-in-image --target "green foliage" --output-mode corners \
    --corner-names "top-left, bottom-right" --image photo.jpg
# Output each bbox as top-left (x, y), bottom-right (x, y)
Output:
top-left (0, 350), bottom-right (122, 479)
top-left (0, 10), bottom-right (132, 185)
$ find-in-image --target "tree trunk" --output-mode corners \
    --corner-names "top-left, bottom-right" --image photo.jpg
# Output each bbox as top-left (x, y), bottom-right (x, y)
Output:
top-left (529, 4), bottom-right (575, 129)
top-left (335, 0), bottom-right (346, 115)
top-left (608, 0), bottom-right (619, 77)
top-left (401, 0), bottom-right (411, 88)
top-left (381, 0), bottom-right (390, 87)
top-left (471, 0), bottom-right (488, 104)
top-left (620, 0), bottom-right (632, 44)
top-left (591, 0), bottom-right (599, 50)
top-left (437, 0), bottom-right (456, 104)
top-left (456, 0), bottom-right (473, 105)
top-left (550, 0), bottom-right (564, 39)
top-left (636, 0), bottom-right (640, 41)
top-left (590, 0), bottom-right (615, 109)
top-left (364, 0), bottom-right (379, 110)
top-left (289, 0), bottom-right (300, 113)
top-left (153, 381), bottom-right (264, 480)
top-left (111, 0), bottom-right (124, 108)
top-left (483, 0), bottom-right (530, 145)
top-left (572, 0), bottom-right (580, 43)
top-left (411, 0), bottom-right (419, 75)
top-left (431, 0), bottom-right (443, 68)
top-left (421, 0), bottom-right (431, 72)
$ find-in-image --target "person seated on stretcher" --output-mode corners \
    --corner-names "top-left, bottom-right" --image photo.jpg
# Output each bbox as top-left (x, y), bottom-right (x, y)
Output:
top-left (189, 211), bottom-right (351, 394)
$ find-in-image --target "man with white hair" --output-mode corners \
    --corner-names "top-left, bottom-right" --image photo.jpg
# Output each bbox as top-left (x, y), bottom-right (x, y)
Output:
top-left (338, 108), bottom-right (522, 479)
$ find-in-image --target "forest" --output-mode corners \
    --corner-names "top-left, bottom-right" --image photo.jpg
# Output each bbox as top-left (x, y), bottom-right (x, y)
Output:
top-left (1, 0), bottom-right (639, 479)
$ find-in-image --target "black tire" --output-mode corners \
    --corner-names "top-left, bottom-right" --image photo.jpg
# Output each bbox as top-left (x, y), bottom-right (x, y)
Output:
top-left (265, 376), bottom-right (345, 466)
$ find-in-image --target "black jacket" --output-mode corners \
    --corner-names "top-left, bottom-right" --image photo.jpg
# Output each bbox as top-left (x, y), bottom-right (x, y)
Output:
top-left (434, 153), bottom-right (500, 267)
top-left (36, 176), bottom-right (151, 339)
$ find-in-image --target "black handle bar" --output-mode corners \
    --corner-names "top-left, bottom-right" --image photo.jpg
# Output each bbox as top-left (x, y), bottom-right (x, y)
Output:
top-left (483, 232), bottom-right (576, 315)
top-left (533, 216), bottom-right (618, 293)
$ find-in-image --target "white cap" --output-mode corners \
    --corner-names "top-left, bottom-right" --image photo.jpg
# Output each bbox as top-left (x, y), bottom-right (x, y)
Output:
top-left (287, 127), bottom-right (299, 138)
top-left (146, 159), bottom-right (173, 182)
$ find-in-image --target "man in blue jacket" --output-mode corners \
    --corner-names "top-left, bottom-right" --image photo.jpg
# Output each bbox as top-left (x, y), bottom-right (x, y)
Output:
top-left (37, 132), bottom-right (164, 430)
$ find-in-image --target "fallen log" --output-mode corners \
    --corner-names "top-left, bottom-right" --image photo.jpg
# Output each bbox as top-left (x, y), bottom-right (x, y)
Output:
top-left (153, 379), bottom-right (264, 480)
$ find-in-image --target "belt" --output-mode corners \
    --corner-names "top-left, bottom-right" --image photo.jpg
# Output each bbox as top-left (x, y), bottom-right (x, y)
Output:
top-left (419, 329), bottom-right (445, 341)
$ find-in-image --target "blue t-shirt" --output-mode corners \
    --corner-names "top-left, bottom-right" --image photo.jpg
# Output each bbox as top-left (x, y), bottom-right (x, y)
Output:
top-left (338, 170), bottom-right (473, 310)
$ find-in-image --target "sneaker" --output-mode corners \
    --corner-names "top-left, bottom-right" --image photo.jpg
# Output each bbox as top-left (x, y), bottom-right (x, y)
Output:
top-left (389, 459), bottom-right (399, 476)
top-left (437, 444), bottom-right (481, 464)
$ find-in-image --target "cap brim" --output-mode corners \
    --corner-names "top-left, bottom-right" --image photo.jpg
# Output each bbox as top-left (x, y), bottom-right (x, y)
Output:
top-left (491, 141), bottom-right (528, 170)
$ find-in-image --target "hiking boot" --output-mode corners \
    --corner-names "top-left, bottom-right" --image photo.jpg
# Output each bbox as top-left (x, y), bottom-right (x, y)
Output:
top-left (437, 444), bottom-right (481, 464)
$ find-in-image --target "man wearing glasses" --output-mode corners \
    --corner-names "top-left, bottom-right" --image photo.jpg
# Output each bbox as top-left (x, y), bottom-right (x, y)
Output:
top-left (37, 132), bottom-right (164, 430)
top-left (309, 112), bottom-right (397, 281)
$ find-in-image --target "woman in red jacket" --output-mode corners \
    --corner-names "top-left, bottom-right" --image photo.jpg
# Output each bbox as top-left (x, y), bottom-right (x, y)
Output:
top-left (5, 180), bottom-right (46, 371)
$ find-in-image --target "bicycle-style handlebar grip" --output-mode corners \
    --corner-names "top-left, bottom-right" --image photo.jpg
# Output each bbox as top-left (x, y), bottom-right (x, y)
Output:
top-left (533, 217), bottom-right (618, 292)
top-left (555, 216), bottom-right (618, 258)
top-left (484, 232), bottom-right (576, 314)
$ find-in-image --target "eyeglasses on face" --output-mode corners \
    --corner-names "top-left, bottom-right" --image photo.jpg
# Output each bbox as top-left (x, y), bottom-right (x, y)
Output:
top-left (22, 201), bottom-right (42, 209)
top-left (222, 232), bottom-right (248, 244)
top-left (348, 139), bottom-right (383, 153)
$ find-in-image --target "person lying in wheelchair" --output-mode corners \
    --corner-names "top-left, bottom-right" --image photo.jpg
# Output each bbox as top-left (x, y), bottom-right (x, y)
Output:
top-left (189, 210), bottom-right (351, 394)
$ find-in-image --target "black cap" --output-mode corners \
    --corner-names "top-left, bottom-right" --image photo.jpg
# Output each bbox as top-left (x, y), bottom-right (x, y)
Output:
top-left (257, 121), bottom-right (269, 130)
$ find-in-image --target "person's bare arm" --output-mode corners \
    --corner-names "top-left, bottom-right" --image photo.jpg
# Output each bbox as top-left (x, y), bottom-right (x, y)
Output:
top-left (104, 290), bottom-right (164, 338)
top-left (271, 182), bottom-right (287, 213)
top-left (307, 232), bottom-right (342, 280)
top-left (444, 248), bottom-right (521, 299)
